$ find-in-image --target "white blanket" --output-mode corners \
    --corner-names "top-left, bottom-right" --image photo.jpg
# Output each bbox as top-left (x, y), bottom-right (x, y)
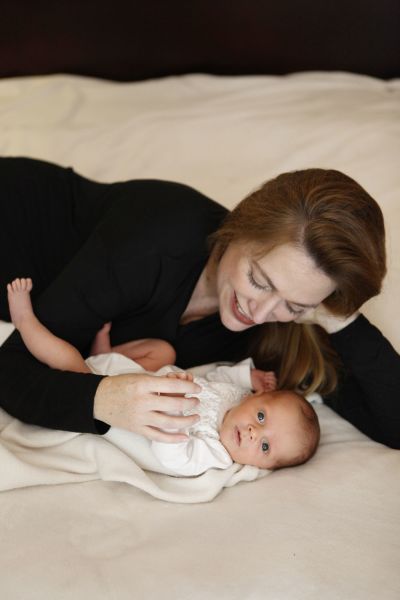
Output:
top-left (0, 353), bottom-right (268, 503)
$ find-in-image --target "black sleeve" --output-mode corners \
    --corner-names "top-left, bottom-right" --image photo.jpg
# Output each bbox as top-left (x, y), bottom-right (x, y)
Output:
top-left (0, 342), bottom-right (106, 434)
top-left (323, 314), bottom-right (400, 449)
top-left (0, 231), bottom-right (119, 433)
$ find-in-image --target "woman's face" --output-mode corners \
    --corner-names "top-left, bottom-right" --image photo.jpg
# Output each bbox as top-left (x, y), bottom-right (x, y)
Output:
top-left (215, 242), bottom-right (336, 331)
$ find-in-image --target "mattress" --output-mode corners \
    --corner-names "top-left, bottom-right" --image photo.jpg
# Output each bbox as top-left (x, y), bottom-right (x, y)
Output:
top-left (0, 72), bottom-right (399, 599)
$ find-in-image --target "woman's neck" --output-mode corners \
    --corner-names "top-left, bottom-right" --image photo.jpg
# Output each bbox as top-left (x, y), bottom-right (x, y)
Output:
top-left (180, 258), bottom-right (219, 325)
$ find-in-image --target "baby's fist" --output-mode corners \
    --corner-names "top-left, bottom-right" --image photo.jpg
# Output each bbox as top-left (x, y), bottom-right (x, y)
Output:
top-left (251, 369), bottom-right (277, 393)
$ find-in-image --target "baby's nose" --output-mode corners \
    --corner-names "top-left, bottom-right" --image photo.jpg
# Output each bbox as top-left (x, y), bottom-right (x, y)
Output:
top-left (248, 424), bottom-right (257, 441)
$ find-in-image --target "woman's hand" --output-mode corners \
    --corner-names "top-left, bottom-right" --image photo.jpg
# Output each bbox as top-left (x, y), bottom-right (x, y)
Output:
top-left (93, 372), bottom-right (201, 443)
top-left (295, 304), bottom-right (360, 334)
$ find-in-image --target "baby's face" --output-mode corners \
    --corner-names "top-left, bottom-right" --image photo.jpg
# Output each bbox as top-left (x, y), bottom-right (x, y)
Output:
top-left (219, 391), bottom-right (305, 469)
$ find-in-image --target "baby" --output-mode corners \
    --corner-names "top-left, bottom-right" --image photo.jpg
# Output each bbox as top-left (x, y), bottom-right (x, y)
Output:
top-left (7, 278), bottom-right (320, 475)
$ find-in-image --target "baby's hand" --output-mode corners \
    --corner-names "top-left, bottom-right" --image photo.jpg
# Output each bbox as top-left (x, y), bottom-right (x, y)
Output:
top-left (251, 369), bottom-right (277, 393)
top-left (166, 371), bottom-right (194, 382)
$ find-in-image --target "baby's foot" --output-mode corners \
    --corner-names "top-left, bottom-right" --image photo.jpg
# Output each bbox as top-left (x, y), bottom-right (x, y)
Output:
top-left (7, 278), bottom-right (34, 329)
top-left (90, 322), bottom-right (112, 356)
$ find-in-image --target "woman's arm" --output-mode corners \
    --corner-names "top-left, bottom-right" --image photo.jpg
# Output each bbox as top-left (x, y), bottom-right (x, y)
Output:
top-left (323, 314), bottom-right (400, 449)
top-left (0, 221), bottom-right (201, 437)
top-left (0, 333), bottom-right (201, 439)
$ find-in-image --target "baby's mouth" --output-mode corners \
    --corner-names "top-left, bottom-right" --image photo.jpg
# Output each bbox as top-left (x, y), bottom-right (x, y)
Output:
top-left (235, 426), bottom-right (241, 446)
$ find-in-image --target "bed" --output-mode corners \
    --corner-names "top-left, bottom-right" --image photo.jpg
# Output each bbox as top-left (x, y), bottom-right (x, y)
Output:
top-left (0, 2), bottom-right (399, 598)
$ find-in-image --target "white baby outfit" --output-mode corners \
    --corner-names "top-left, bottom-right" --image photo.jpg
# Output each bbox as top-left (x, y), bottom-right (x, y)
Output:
top-left (87, 354), bottom-right (254, 477)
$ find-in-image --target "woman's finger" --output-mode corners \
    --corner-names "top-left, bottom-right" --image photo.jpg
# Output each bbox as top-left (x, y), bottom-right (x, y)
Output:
top-left (147, 411), bottom-right (200, 431)
top-left (148, 375), bottom-right (201, 395)
top-left (146, 393), bottom-right (200, 413)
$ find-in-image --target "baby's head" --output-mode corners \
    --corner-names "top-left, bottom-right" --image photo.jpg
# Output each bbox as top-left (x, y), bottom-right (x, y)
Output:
top-left (219, 390), bottom-right (320, 470)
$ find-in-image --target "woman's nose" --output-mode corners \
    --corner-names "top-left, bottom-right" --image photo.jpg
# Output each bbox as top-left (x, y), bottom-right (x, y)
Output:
top-left (248, 295), bottom-right (281, 324)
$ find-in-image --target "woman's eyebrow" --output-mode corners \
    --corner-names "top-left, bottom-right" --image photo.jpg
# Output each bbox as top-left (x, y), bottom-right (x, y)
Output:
top-left (253, 262), bottom-right (318, 309)
top-left (253, 262), bottom-right (277, 291)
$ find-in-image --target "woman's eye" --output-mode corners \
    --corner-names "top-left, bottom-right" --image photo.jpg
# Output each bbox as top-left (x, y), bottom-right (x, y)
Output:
top-left (247, 270), bottom-right (270, 291)
top-left (286, 303), bottom-right (305, 316)
top-left (261, 440), bottom-right (270, 454)
top-left (257, 411), bottom-right (265, 424)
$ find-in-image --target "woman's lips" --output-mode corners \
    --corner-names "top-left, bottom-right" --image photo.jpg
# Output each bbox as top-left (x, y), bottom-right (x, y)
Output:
top-left (231, 292), bottom-right (255, 326)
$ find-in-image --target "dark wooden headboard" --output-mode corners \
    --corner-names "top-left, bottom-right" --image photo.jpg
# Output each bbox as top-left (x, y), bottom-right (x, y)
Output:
top-left (2, 1), bottom-right (399, 80)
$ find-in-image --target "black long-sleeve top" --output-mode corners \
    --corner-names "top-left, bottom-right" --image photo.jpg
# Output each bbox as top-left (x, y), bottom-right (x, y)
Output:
top-left (0, 158), bottom-right (398, 447)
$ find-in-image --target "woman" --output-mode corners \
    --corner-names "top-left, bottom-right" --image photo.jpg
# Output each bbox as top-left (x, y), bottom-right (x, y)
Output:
top-left (0, 157), bottom-right (398, 448)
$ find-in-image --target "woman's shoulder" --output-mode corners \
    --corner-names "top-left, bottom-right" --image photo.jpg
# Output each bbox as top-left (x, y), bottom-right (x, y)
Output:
top-left (134, 179), bottom-right (228, 223)
top-left (104, 179), bottom-right (229, 254)
top-left (151, 180), bottom-right (228, 244)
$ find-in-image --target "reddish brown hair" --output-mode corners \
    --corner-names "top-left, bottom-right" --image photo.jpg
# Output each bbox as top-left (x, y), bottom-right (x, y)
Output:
top-left (210, 169), bottom-right (386, 393)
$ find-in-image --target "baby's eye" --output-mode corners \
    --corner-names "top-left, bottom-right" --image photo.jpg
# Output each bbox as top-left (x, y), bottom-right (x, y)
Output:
top-left (261, 440), bottom-right (270, 454)
top-left (257, 411), bottom-right (265, 424)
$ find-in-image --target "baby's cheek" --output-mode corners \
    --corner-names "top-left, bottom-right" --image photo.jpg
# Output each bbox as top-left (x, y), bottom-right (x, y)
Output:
top-left (222, 439), bottom-right (245, 465)
top-left (234, 447), bottom-right (257, 466)
top-left (243, 449), bottom-right (273, 469)
top-left (228, 447), bottom-right (242, 463)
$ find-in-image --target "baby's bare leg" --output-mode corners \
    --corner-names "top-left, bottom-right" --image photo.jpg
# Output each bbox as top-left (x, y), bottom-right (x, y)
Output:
top-left (7, 278), bottom-right (90, 373)
top-left (111, 338), bottom-right (176, 371)
top-left (90, 322), bottom-right (112, 355)
top-left (90, 323), bottom-right (175, 371)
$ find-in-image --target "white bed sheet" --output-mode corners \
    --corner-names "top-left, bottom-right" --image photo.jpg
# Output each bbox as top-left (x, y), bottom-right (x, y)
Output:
top-left (0, 72), bottom-right (399, 599)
